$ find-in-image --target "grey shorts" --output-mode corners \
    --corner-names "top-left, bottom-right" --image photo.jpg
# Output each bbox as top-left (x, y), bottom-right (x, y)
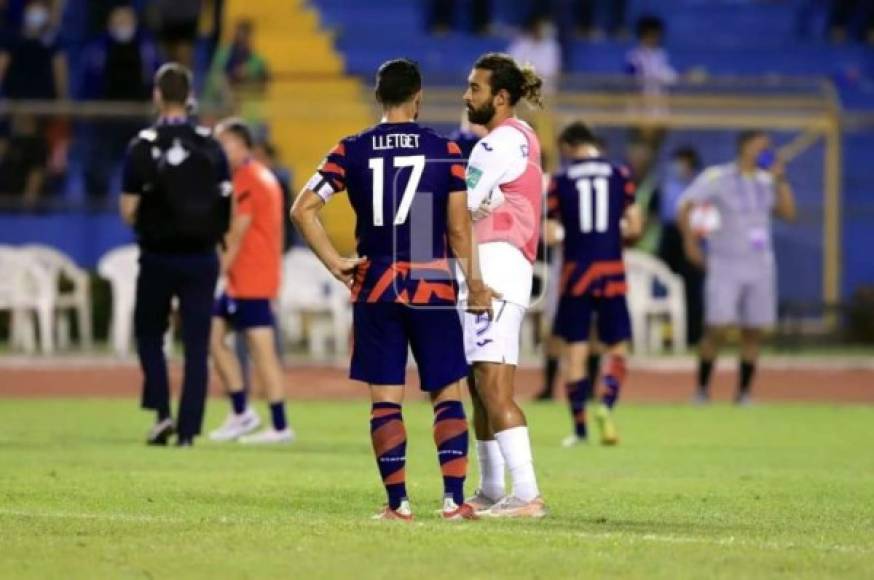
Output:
top-left (705, 258), bottom-right (776, 328)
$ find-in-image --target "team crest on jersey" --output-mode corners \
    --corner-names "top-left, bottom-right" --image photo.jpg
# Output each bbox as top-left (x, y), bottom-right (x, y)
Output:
top-left (166, 139), bottom-right (189, 166)
top-left (466, 166), bottom-right (483, 189)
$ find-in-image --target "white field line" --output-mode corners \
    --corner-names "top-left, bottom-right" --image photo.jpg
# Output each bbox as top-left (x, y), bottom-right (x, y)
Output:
top-left (0, 507), bottom-right (871, 556)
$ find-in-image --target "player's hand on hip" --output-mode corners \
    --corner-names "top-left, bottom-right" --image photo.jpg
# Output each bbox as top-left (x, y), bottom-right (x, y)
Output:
top-left (329, 256), bottom-right (367, 288)
top-left (467, 283), bottom-right (502, 319)
top-left (684, 239), bottom-right (705, 270)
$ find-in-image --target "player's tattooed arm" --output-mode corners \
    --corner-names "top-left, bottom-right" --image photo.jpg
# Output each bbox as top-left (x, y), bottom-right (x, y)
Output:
top-left (447, 190), bottom-right (501, 318)
top-left (291, 188), bottom-right (365, 288)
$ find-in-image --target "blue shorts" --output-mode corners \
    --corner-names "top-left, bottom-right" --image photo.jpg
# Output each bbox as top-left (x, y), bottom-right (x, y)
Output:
top-left (213, 293), bottom-right (275, 330)
top-left (351, 302), bottom-right (469, 391)
top-left (553, 294), bottom-right (632, 346)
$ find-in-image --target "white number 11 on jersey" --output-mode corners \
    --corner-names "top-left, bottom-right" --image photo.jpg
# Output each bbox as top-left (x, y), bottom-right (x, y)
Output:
top-left (576, 177), bottom-right (609, 233)
top-left (369, 155), bottom-right (425, 226)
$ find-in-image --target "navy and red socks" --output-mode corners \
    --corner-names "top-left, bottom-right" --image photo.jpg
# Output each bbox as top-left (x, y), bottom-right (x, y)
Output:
top-left (432, 400), bottom-right (469, 505)
top-left (601, 355), bottom-right (626, 409)
top-left (370, 402), bottom-right (408, 510)
top-left (566, 378), bottom-right (590, 438)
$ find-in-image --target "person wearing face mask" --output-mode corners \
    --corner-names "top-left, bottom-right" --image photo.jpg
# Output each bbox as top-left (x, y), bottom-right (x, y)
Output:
top-left (657, 146), bottom-right (704, 345)
top-left (0, 0), bottom-right (67, 100)
top-left (677, 131), bottom-right (797, 406)
top-left (81, 5), bottom-right (159, 205)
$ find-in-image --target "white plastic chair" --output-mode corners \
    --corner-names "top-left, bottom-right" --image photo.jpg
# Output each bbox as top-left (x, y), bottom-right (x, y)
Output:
top-left (97, 244), bottom-right (140, 357)
top-left (0, 246), bottom-right (57, 354)
top-left (21, 244), bottom-right (93, 350)
top-left (278, 248), bottom-right (351, 360)
top-left (624, 250), bottom-right (687, 354)
top-left (520, 260), bottom-right (550, 357)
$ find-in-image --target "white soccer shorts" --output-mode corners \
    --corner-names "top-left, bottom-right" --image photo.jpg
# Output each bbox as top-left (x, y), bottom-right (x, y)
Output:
top-left (460, 299), bottom-right (526, 366)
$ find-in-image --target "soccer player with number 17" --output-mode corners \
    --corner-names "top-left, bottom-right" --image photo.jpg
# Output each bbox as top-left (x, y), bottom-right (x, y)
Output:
top-left (292, 59), bottom-right (497, 521)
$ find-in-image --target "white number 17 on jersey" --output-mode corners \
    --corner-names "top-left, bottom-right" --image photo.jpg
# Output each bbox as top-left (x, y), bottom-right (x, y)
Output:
top-left (369, 155), bottom-right (425, 226)
top-left (575, 177), bottom-right (609, 233)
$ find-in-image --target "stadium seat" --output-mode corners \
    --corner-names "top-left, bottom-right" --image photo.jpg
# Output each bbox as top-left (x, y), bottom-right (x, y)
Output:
top-left (624, 250), bottom-right (687, 354)
top-left (97, 245), bottom-right (140, 357)
top-left (279, 248), bottom-right (351, 361)
top-left (21, 244), bottom-right (93, 351)
top-left (0, 246), bottom-right (58, 355)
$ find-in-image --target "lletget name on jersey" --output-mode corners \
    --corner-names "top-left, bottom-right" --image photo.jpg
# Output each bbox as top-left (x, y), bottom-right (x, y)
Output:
top-left (372, 134), bottom-right (420, 150)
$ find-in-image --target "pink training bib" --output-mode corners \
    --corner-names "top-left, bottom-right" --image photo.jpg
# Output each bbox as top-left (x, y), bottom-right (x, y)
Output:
top-left (473, 118), bottom-right (543, 263)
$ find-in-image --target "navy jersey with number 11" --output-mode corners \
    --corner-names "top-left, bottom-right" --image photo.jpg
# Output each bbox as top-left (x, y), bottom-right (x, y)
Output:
top-left (548, 157), bottom-right (636, 298)
top-left (306, 122), bottom-right (467, 304)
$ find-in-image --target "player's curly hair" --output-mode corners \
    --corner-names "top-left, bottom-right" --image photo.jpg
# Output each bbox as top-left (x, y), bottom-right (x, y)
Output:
top-left (474, 52), bottom-right (544, 109)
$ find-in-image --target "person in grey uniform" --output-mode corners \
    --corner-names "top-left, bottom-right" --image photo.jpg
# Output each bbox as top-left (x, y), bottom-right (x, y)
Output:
top-left (677, 130), bottom-right (797, 405)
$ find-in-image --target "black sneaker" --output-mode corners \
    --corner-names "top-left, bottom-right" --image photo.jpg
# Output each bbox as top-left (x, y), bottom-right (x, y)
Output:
top-left (176, 436), bottom-right (194, 447)
top-left (147, 418), bottom-right (175, 446)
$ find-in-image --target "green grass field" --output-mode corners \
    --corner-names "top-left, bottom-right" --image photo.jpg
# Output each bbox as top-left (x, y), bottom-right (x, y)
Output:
top-left (1, 399), bottom-right (873, 579)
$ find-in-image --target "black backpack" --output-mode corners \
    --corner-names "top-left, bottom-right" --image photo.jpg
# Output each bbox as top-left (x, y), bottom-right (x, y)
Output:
top-left (137, 126), bottom-right (231, 247)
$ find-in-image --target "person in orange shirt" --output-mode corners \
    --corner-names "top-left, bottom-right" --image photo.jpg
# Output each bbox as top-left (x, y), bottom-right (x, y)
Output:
top-left (208, 118), bottom-right (293, 444)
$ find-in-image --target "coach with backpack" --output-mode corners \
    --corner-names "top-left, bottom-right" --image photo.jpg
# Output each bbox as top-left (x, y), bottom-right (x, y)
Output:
top-left (120, 63), bottom-right (232, 447)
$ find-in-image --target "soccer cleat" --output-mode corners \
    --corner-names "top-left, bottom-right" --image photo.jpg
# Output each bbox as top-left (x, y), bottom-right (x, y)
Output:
top-left (465, 489), bottom-right (501, 514)
top-left (238, 427), bottom-right (295, 445)
top-left (147, 418), bottom-right (175, 446)
top-left (209, 408), bottom-right (261, 442)
top-left (692, 390), bottom-right (710, 406)
top-left (595, 404), bottom-right (619, 446)
top-left (372, 499), bottom-right (414, 521)
top-left (176, 436), bottom-right (194, 448)
top-left (482, 496), bottom-right (547, 519)
top-left (734, 392), bottom-right (753, 407)
top-left (440, 497), bottom-right (478, 521)
top-left (561, 434), bottom-right (587, 448)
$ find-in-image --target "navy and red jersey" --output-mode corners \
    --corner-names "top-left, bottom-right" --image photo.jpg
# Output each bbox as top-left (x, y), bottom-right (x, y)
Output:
top-left (547, 157), bottom-right (636, 298)
top-left (309, 122), bottom-right (467, 305)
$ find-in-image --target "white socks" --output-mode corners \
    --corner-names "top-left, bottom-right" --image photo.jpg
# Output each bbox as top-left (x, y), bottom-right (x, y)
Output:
top-left (476, 439), bottom-right (506, 500)
top-left (494, 426), bottom-right (540, 502)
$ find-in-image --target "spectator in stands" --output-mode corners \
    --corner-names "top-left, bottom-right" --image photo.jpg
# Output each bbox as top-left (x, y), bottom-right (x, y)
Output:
top-left (0, 113), bottom-right (48, 206)
top-left (829, 0), bottom-right (874, 43)
top-left (575, 0), bottom-right (628, 40)
top-left (428, 0), bottom-right (491, 36)
top-left (657, 146), bottom-right (705, 345)
top-left (203, 19), bottom-right (269, 110)
top-left (0, 0), bottom-right (68, 100)
top-left (81, 4), bottom-right (160, 205)
top-left (507, 15), bottom-right (561, 96)
top-left (149, 0), bottom-right (200, 68)
top-left (625, 15), bottom-right (677, 98)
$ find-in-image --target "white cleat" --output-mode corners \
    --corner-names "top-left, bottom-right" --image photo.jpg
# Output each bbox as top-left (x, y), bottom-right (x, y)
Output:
top-left (561, 434), bottom-right (587, 448)
top-left (208, 408), bottom-right (261, 442)
top-left (239, 427), bottom-right (295, 445)
top-left (482, 495), bottom-right (548, 519)
top-left (465, 489), bottom-right (501, 514)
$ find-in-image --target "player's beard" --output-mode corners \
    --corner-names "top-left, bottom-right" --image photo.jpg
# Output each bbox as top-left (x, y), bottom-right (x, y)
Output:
top-left (467, 100), bottom-right (495, 126)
